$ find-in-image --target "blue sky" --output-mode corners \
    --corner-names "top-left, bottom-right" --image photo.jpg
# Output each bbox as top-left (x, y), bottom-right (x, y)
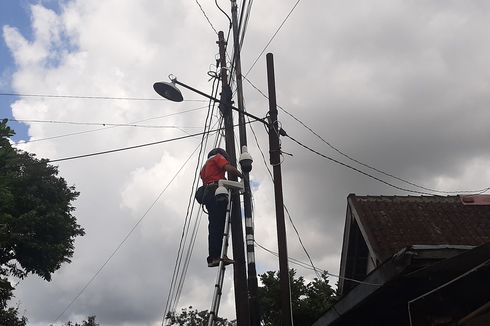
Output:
top-left (1, 0), bottom-right (62, 141)
top-left (3, 1), bottom-right (490, 325)
top-left (1, 1), bottom-right (29, 140)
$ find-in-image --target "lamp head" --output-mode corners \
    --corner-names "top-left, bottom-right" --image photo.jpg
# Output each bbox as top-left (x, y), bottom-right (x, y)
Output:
top-left (153, 80), bottom-right (183, 102)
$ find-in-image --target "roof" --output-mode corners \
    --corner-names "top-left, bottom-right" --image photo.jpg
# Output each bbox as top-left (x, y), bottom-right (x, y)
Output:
top-left (313, 243), bottom-right (490, 326)
top-left (348, 194), bottom-right (490, 262)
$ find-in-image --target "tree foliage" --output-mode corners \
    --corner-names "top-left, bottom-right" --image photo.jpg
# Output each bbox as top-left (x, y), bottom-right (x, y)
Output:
top-left (0, 276), bottom-right (26, 326)
top-left (0, 119), bottom-right (85, 323)
top-left (258, 269), bottom-right (337, 326)
top-left (165, 306), bottom-right (234, 326)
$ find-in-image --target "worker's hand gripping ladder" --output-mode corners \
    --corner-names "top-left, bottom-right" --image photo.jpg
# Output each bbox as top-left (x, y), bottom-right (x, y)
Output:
top-left (208, 179), bottom-right (244, 326)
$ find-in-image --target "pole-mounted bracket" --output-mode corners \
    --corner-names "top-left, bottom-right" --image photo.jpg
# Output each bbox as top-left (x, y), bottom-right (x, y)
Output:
top-left (218, 179), bottom-right (245, 191)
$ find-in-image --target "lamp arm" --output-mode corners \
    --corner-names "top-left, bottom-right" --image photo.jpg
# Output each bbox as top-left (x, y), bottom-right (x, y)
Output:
top-left (173, 79), bottom-right (268, 125)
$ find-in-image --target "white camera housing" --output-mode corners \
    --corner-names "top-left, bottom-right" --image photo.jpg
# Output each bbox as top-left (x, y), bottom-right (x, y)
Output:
top-left (239, 146), bottom-right (253, 173)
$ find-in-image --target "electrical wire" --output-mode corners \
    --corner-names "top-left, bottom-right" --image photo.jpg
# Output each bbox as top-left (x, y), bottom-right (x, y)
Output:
top-left (162, 108), bottom-right (215, 325)
top-left (162, 72), bottom-right (223, 325)
top-left (243, 76), bottom-right (490, 195)
top-left (195, 0), bottom-right (218, 35)
top-left (215, 0), bottom-right (231, 28)
top-left (283, 204), bottom-right (322, 279)
top-left (407, 258), bottom-right (490, 326)
top-left (33, 120), bottom-right (258, 164)
top-left (46, 131), bottom-right (214, 163)
top-left (0, 92), bottom-right (206, 102)
top-left (53, 144), bottom-right (201, 324)
top-left (229, 0), bottom-right (252, 88)
top-left (10, 106), bottom-right (208, 144)
top-left (287, 134), bottom-right (437, 195)
top-left (244, 0), bottom-right (303, 77)
top-left (238, 0), bottom-right (253, 48)
top-left (169, 82), bottom-right (222, 316)
top-left (254, 241), bottom-right (382, 286)
top-left (9, 118), bottom-right (201, 130)
top-left (248, 119), bottom-right (321, 278)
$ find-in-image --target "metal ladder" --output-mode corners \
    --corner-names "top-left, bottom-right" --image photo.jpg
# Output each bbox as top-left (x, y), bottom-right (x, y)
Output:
top-left (208, 179), bottom-right (243, 326)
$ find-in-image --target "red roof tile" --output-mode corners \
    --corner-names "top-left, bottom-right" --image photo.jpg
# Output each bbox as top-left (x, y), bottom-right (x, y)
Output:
top-left (348, 195), bottom-right (490, 262)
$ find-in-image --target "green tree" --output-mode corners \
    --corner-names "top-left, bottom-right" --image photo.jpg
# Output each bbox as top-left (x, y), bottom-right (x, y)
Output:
top-left (0, 276), bottom-right (27, 326)
top-left (258, 269), bottom-right (337, 326)
top-left (165, 306), bottom-right (234, 326)
top-left (0, 119), bottom-right (85, 322)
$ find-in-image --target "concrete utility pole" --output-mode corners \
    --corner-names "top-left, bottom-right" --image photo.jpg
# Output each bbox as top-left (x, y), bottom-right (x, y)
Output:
top-left (229, 1), bottom-right (260, 325)
top-left (217, 31), bottom-right (251, 326)
top-left (266, 53), bottom-right (293, 326)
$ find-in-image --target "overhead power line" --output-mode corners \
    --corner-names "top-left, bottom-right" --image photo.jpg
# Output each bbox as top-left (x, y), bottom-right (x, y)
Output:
top-left (0, 92), bottom-right (206, 102)
top-left (53, 145), bottom-right (201, 323)
top-left (195, 0), bottom-right (218, 34)
top-left (286, 135), bottom-right (438, 196)
top-left (237, 0), bottom-right (253, 48)
top-left (215, 0), bottom-right (231, 27)
top-left (254, 241), bottom-right (382, 286)
top-left (35, 120), bottom-right (257, 164)
top-left (244, 0), bottom-right (303, 77)
top-left (8, 118), bottom-right (200, 129)
top-left (162, 77), bottom-right (222, 323)
top-left (9, 118), bottom-right (201, 130)
top-left (248, 120), bottom-right (320, 278)
top-left (243, 76), bottom-right (490, 195)
top-left (10, 106), bottom-right (208, 144)
top-left (46, 131), bottom-right (214, 163)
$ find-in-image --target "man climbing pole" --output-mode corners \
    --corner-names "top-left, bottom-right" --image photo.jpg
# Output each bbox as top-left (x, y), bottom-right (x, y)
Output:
top-left (199, 148), bottom-right (243, 267)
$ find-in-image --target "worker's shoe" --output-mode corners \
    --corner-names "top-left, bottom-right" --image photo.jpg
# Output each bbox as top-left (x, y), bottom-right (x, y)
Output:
top-left (207, 256), bottom-right (234, 267)
top-left (221, 256), bottom-right (235, 266)
top-left (207, 258), bottom-right (220, 267)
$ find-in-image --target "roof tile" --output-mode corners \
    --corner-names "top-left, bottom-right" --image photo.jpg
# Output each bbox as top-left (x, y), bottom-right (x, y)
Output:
top-left (349, 195), bottom-right (490, 262)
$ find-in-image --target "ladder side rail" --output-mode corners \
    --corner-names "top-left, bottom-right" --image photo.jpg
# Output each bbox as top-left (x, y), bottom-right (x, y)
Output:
top-left (208, 189), bottom-right (233, 326)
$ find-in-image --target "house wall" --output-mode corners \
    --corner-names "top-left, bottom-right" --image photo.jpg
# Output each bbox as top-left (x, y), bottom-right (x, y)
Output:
top-left (341, 213), bottom-right (369, 294)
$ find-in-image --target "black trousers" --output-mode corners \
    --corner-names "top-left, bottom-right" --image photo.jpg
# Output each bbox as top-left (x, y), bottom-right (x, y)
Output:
top-left (205, 197), bottom-right (227, 262)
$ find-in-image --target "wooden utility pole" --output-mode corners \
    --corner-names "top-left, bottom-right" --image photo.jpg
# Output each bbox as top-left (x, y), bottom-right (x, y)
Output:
top-left (217, 31), bottom-right (250, 326)
top-left (266, 53), bottom-right (293, 326)
top-left (229, 1), bottom-right (260, 325)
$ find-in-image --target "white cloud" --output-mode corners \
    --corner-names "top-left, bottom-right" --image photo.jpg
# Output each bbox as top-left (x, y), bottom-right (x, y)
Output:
top-left (4, 0), bottom-right (490, 325)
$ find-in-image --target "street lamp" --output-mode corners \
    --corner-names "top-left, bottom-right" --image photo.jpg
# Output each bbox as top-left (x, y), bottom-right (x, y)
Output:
top-left (153, 75), bottom-right (267, 125)
top-left (153, 75), bottom-right (183, 102)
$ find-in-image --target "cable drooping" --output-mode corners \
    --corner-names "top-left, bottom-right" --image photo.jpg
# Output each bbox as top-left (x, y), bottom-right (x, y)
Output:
top-left (53, 145), bottom-right (201, 324)
top-left (243, 76), bottom-right (490, 195)
top-left (45, 131), bottom-right (216, 163)
top-left (287, 134), bottom-right (438, 195)
top-left (9, 106), bottom-right (208, 144)
top-left (0, 92), bottom-right (206, 102)
top-left (215, 0), bottom-right (231, 28)
top-left (244, 0), bottom-right (303, 77)
top-left (195, 0), bottom-right (219, 35)
top-left (161, 69), bottom-right (222, 324)
top-left (169, 76), bottom-right (222, 316)
top-left (248, 120), bottom-right (321, 278)
top-left (10, 119), bottom-right (198, 137)
top-left (254, 241), bottom-right (382, 286)
top-left (9, 120), bottom-right (200, 130)
top-left (24, 120), bottom-right (258, 165)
